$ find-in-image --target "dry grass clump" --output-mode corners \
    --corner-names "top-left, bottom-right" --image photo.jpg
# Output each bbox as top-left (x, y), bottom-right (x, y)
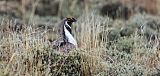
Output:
top-left (0, 13), bottom-right (110, 76)
top-left (0, 13), bottom-right (160, 76)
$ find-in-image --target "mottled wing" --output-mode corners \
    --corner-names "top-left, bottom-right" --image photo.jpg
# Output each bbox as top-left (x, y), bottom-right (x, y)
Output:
top-left (52, 38), bottom-right (64, 49)
top-left (58, 42), bottom-right (76, 53)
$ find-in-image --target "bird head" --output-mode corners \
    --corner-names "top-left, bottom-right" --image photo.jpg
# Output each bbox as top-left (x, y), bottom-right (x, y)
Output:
top-left (64, 17), bottom-right (77, 28)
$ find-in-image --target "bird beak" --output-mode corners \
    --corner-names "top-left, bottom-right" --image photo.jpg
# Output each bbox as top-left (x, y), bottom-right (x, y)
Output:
top-left (71, 18), bottom-right (77, 22)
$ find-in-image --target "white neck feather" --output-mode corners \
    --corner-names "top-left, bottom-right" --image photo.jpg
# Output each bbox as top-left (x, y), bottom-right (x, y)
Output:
top-left (64, 25), bottom-right (77, 46)
top-left (65, 21), bottom-right (71, 28)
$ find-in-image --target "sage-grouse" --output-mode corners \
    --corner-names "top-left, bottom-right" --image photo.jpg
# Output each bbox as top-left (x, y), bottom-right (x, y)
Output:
top-left (52, 17), bottom-right (77, 52)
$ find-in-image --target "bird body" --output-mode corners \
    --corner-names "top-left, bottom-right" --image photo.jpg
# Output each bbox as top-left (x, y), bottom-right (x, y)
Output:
top-left (52, 17), bottom-right (77, 52)
top-left (64, 25), bottom-right (77, 46)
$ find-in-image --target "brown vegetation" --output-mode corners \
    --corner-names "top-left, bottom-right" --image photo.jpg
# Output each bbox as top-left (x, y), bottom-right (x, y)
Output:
top-left (101, 0), bottom-right (160, 19)
top-left (0, 0), bottom-right (31, 18)
top-left (0, 0), bottom-right (160, 76)
top-left (120, 0), bottom-right (160, 16)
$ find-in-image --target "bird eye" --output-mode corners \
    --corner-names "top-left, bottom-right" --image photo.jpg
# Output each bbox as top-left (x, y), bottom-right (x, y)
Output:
top-left (67, 18), bottom-right (71, 21)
